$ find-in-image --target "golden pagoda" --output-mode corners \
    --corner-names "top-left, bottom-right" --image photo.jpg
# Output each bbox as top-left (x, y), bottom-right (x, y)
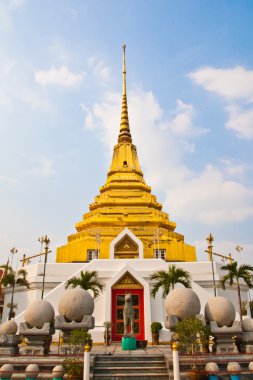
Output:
top-left (56, 45), bottom-right (196, 263)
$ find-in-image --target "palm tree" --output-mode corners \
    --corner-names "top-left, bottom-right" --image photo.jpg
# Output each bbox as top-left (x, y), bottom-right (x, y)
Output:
top-left (150, 264), bottom-right (191, 298)
top-left (65, 270), bottom-right (104, 299)
top-left (221, 261), bottom-right (253, 326)
top-left (0, 264), bottom-right (30, 320)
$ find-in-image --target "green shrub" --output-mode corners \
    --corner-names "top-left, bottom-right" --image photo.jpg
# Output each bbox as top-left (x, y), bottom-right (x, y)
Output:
top-left (151, 322), bottom-right (163, 333)
top-left (68, 328), bottom-right (92, 352)
top-left (250, 301), bottom-right (253, 318)
top-left (173, 317), bottom-right (210, 354)
top-left (63, 357), bottom-right (83, 375)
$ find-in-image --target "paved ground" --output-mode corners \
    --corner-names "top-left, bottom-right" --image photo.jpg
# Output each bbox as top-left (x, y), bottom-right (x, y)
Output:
top-left (87, 343), bottom-right (172, 356)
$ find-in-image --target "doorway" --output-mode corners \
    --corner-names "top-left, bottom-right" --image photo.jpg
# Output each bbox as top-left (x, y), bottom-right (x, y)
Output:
top-left (111, 287), bottom-right (144, 341)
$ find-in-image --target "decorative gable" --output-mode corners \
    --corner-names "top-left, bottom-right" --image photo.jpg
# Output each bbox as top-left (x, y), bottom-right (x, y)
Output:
top-left (115, 235), bottom-right (138, 252)
top-left (112, 271), bottom-right (143, 289)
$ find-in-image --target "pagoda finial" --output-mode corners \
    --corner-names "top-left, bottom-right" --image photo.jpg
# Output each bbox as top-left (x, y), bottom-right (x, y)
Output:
top-left (118, 43), bottom-right (132, 144)
top-left (122, 43), bottom-right (126, 95)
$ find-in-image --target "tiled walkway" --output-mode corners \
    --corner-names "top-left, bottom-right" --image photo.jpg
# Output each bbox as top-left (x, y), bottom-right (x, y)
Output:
top-left (88, 343), bottom-right (172, 356)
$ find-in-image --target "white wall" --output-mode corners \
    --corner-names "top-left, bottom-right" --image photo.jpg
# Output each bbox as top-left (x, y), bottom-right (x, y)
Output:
top-left (2, 259), bottom-right (250, 343)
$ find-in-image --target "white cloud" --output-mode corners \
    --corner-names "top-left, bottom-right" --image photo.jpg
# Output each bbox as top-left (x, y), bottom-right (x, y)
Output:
top-left (0, 175), bottom-right (18, 184)
top-left (162, 99), bottom-right (209, 137)
top-left (189, 66), bottom-right (253, 101)
top-left (220, 159), bottom-right (253, 179)
top-left (9, 0), bottom-right (26, 9)
top-left (82, 92), bottom-right (121, 149)
top-left (0, 0), bottom-right (26, 31)
top-left (49, 38), bottom-right (72, 64)
top-left (166, 165), bottom-right (253, 225)
top-left (20, 88), bottom-right (52, 112)
top-left (0, 59), bottom-right (15, 106)
top-left (0, 58), bottom-right (52, 112)
top-left (97, 65), bottom-right (110, 82)
top-left (1, 59), bottom-right (16, 75)
top-left (30, 158), bottom-right (55, 177)
top-left (195, 239), bottom-right (253, 265)
top-left (64, 7), bottom-right (79, 21)
top-left (40, 158), bottom-right (55, 176)
top-left (88, 57), bottom-right (110, 82)
top-left (82, 89), bottom-right (253, 226)
top-left (35, 66), bottom-right (84, 87)
top-left (0, 93), bottom-right (11, 106)
top-left (0, 4), bottom-right (11, 31)
top-left (189, 66), bottom-right (253, 140)
top-left (226, 104), bottom-right (253, 139)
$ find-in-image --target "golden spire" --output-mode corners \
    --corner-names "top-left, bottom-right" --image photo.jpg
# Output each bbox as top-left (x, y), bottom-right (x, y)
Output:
top-left (118, 44), bottom-right (132, 144)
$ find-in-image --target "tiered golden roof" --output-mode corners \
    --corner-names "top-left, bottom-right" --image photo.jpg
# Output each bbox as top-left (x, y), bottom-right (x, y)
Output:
top-left (56, 45), bottom-right (196, 263)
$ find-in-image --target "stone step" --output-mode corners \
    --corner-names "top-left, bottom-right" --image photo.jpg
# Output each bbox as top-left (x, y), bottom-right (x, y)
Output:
top-left (7, 373), bottom-right (54, 379)
top-left (95, 360), bottom-right (166, 367)
top-left (94, 366), bottom-right (168, 374)
top-left (92, 354), bottom-right (168, 380)
top-left (95, 355), bottom-right (164, 361)
top-left (93, 374), bottom-right (169, 380)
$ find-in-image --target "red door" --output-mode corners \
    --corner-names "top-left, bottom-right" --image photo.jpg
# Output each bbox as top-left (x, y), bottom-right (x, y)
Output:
top-left (111, 289), bottom-right (144, 341)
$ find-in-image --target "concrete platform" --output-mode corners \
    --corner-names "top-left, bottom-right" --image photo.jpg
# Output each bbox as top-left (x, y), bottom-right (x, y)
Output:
top-left (0, 343), bottom-right (252, 379)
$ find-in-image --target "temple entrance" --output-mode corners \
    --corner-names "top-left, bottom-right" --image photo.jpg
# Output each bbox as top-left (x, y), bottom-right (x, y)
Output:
top-left (111, 272), bottom-right (144, 341)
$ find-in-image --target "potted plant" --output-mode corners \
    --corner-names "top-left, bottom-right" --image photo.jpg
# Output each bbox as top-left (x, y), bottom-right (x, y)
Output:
top-left (151, 322), bottom-right (162, 345)
top-left (63, 357), bottom-right (83, 380)
top-left (103, 321), bottom-right (112, 346)
top-left (189, 365), bottom-right (208, 380)
top-left (68, 328), bottom-right (92, 354)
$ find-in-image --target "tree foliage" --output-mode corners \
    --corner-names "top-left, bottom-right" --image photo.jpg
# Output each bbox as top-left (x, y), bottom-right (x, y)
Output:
top-left (0, 264), bottom-right (30, 320)
top-left (150, 264), bottom-right (191, 298)
top-left (221, 261), bottom-right (253, 324)
top-left (63, 357), bottom-right (83, 375)
top-left (151, 322), bottom-right (163, 333)
top-left (0, 265), bottom-right (30, 289)
top-left (250, 301), bottom-right (253, 318)
top-left (65, 270), bottom-right (104, 298)
top-left (68, 328), bottom-right (92, 352)
top-left (173, 317), bottom-right (210, 354)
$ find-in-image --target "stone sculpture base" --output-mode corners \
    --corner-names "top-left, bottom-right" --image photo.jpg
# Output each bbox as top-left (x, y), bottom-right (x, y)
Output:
top-left (55, 315), bottom-right (95, 354)
top-left (122, 336), bottom-right (136, 350)
top-left (240, 332), bottom-right (253, 353)
top-left (20, 335), bottom-right (52, 355)
top-left (19, 322), bottom-right (54, 355)
top-left (210, 321), bottom-right (242, 354)
top-left (55, 315), bottom-right (95, 336)
top-left (0, 334), bottom-right (20, 355)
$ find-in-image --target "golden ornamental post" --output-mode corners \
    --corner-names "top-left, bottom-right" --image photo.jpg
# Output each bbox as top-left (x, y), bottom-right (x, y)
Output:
top-left (10, 247), bottom-right (18, 267)
top-left (206, 233), bottom-right (217, 297)
top-left (206, 233), bottom-right (214, 262)
top-left (39, 235), bottom-right (51, 300)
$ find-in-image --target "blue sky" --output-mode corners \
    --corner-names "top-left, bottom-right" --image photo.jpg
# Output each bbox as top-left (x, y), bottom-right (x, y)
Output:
top-left (0, 0), bottom-right (253, 267)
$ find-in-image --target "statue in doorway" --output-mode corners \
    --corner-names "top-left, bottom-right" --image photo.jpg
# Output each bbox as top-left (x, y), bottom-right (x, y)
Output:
top-left (123, 293), bottom-right (134, 336)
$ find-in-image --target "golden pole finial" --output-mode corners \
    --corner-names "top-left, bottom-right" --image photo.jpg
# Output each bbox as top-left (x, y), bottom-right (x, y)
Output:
top-left (118, 43), bottom-right (132, 144)
top-left (206, 233), bottom-right (217, 297)
top-left (172, 341), bottom-right (179, 351)
top-left (206, 233), bottom-right (214, 246)
top-left (122, 43), bottom-right (126, 95)
top-left (10, 247), bottom-right (18, 267)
